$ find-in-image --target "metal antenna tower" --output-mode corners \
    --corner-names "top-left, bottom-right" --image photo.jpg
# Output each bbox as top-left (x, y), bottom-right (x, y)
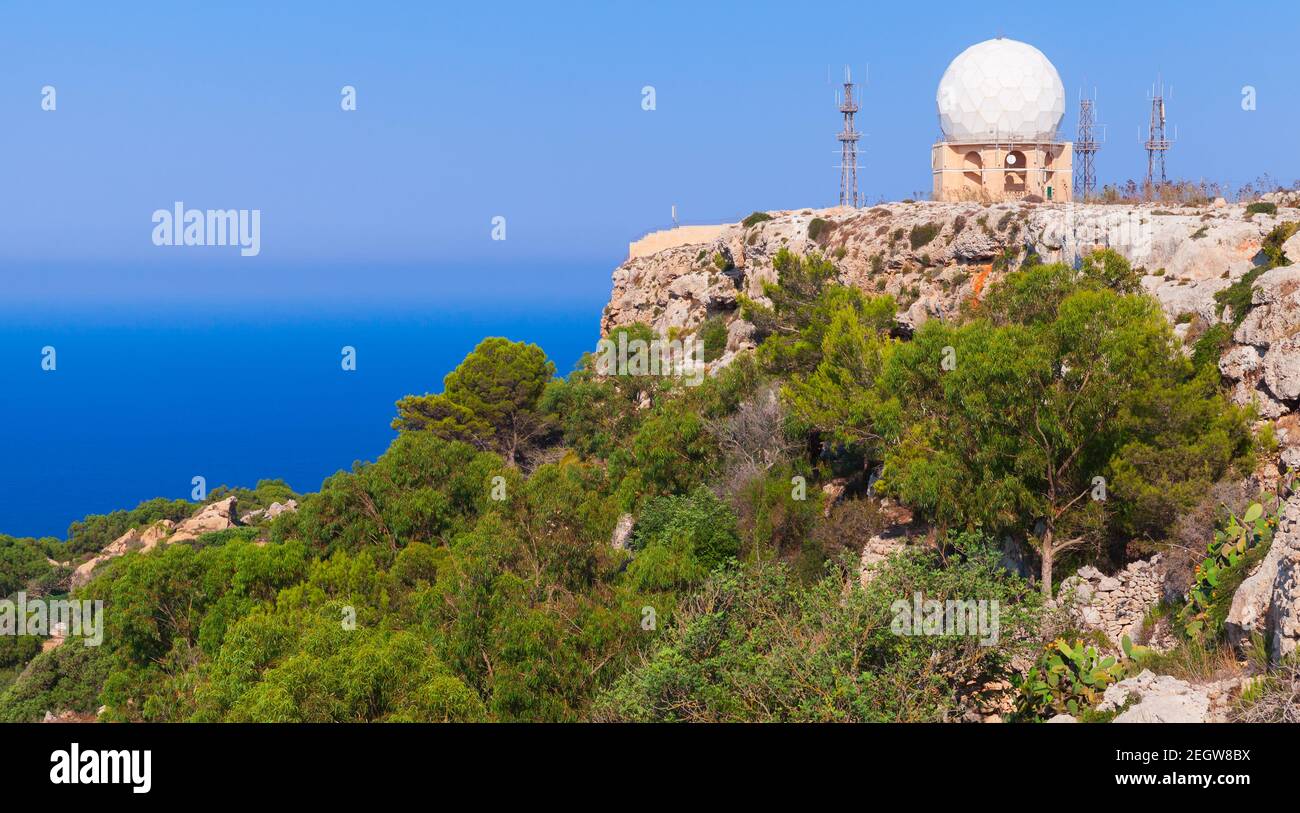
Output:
top-left (1074, 91), bottom-right (1101, 201)
top-left (1144, 78), bottom-right (1171, 195)
top-left (836, 65), bottom-right (862, 208)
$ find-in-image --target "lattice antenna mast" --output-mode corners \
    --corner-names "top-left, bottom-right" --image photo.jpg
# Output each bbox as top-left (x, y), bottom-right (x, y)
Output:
top-left (1074, 89), bottom-right (1103, 201)
top-left (1144, 78), bottom-right (1172, 196)
top-left (836, 65), bottom-right (862, 208)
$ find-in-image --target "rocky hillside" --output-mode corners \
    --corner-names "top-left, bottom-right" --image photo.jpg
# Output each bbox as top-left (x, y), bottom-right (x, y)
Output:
top-left (603, 192), bottom-right (1300, 468)
top-left (603, 196), bottom-right (1300, 695)
top-left (65, 496), bottom-right (297, 590)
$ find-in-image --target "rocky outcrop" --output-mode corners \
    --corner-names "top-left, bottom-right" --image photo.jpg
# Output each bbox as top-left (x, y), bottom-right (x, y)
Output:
top-left (1267, 497), bottom-right (1300, 665)
top-left (239, 499), bottom-right (298, 524)
top-left (1096, 670), bottom-right (1229, 723)
top-left (70, 519), bottom-right (175, 589)
top-left (1226, 539), bottom-right (1282, 651)
top-left (1224, 256), bottom-right (1300, 419)
top-left (168, 496), bottom-right (238, 543)
top-left (1058, 557), bottom-right (1169, 651)
top-left (603, 200), bottom-right (1300, 431)
top-left (41, 710), bottom-right (98, 724)
top-left (1225, 493), bottom-right (1300, 665)
top-left (610, 513), bottom-right (634, 552)
top-left (858, 501), bottom-right (921, 586)
top-left (604, 200), bottom-right (1288, 336)
top-left (69, 497), bottom-right (241, 589)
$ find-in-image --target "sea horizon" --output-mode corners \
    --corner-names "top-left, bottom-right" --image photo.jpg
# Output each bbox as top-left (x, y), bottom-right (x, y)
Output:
top-left (0, 291), bottom-right (605, 539)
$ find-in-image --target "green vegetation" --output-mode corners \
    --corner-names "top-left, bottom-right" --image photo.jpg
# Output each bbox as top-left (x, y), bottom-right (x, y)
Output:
top-left (0, 240), bottom-right (1275, 724)
top-left (908, 222), bottom-right (940, 250)
top-left (64, 497), bottom-right (193, 556)
top-left (1179, 501), bottom-right (1278, 640)
top-left (698, 316), bottom-right (728, 362)
top-left (1245, 201), bottom-right (1277, 216)
top-left (597, 534), bottom-right (1041, 722)
top-left (1015, 639), bottom-right (1127, 718)
top-left (1214, 223), bottom-right (1296, 327)
top-left (1191, 322), bottom-right (1234, 373)
top-left (742, 211), bottom-right (773, 228)
top-left (393, 337), bottom-right (556, 466)
top-left (881, 258), bottom-right (1249, 596)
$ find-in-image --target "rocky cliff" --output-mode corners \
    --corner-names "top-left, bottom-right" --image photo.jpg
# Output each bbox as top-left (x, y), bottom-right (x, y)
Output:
top-left (602, 192), bottom-right (1300, 462)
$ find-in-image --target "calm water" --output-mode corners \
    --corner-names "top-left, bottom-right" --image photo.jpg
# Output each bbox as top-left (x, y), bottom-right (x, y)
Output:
top-left (0, 303), bottom-right (600, 539)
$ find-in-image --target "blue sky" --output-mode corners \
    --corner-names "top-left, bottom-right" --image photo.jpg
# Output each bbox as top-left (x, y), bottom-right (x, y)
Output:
top-left (2, 0), bottom-right (1298, 305)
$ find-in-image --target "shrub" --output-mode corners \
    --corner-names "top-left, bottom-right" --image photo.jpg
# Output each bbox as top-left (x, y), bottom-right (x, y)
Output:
top-left (0, 535), bottom-right (52, 597)
top-left (596, 537), bottom-right (1042, 722)
top-left (631, 487), bottom-right (738, 568)
top-left (1246, 201), bottom-right (1277, 216)
top-left (909, 222), bottom-right (940, 249)
top-left (807, 218), bottom-right (829, 241)
top-left (0, 641), bottom-right (114, 722)
top-left (1232, 659), bottom-right (1300, 722)
top-left (698, 316), bottom-right (728, 362)
top-left (809, 497), bottom-right (886, 566)
top-left (728, 462), bottom-right (820, 567)
top-left (742, 211), bottom-right (773, 228)
top-left (1191, 322), bottom-right (1233, 372)
top-left (625, 487), bottom-right (740, 591)
top-left (1215, 267), bottom-right (1267, 327)
top-left (1261, 221), bottom-right (1299, 266)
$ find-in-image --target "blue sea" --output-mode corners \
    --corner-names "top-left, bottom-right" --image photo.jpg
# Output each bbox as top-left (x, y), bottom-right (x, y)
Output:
top-left (0, 301), bottom-right (601, 539)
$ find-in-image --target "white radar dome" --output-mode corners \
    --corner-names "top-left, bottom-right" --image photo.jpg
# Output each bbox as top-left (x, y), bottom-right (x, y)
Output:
top-left (936, 38), bottom-right (1065, 142)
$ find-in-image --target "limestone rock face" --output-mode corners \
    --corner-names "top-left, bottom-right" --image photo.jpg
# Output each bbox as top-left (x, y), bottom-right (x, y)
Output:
top-left (601, 201), bottom-right (1299, 416)
top-left (1219, 344), bottom-right (1261, 380)
top-left (169, 496), bottom-right (238, 543)
top-left (1263, 336), bottom-right (1300, 401)
top-left (610, 513), bottom-right (634, 552)
top-left (1226, 263), bottom-right (1300, 416)
top-left (70, 519), bottom-right (175, 589)
top-left (240, 499), bottom-right (299, 524)
top-left (1099, 670), bottom-right (1212, 723)
top-left (858, 502), bottom-right (919, 586)
top-left (1268, 500), bottom-right (1300, 665)
top-left (1224, 493), bottom-right (1300, 665)
top-left (1226, 539), bottom-right (1284, 650)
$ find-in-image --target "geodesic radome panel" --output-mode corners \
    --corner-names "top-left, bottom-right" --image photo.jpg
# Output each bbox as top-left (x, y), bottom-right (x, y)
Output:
top-left (936, 38), bottom-right (1065, 142)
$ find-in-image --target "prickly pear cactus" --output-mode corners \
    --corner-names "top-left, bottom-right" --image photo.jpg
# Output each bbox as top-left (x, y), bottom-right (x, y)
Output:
top-left (1014, 638), bottom-right (1127, 718)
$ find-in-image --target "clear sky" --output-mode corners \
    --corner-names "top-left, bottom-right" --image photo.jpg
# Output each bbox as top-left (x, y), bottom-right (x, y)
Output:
top-left (3, 0), bottom-right (1298, 306)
